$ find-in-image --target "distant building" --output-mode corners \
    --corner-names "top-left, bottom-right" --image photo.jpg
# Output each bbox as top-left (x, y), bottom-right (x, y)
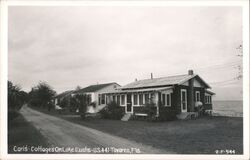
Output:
top-left (53, 90), bottom-right (74, 107)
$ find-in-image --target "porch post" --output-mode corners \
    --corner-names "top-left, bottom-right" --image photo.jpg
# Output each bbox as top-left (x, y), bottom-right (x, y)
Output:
top-left (155, 92), bottom-right (159, 117)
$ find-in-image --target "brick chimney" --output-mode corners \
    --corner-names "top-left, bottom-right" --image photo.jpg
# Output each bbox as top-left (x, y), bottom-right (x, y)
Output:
top-left (188, 70), bottom-right (194, 75)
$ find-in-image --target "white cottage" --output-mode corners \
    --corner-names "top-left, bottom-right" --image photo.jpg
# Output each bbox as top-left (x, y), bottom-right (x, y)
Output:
top-left (72, 82), bottom-right (121, 113)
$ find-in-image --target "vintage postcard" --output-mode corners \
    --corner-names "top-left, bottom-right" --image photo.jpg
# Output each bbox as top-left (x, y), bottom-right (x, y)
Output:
top-left (0, 0), bottom-right (249, 160)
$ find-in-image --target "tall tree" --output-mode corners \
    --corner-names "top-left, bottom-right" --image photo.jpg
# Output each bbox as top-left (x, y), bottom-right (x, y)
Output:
top-left (29, 82), bottom-right (56, 110)
top-left (8, 81), bottom-right (29, 110)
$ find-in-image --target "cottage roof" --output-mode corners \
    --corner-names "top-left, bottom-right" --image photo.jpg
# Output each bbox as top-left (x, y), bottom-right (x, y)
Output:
top-left (54, 90), bottom-right (74, 99)
top-left (104, 86), bottom-right (173, 94)
top-left (121, 74), bottom-right (210, 90)
top-left (74, 82), bottom-right (119, 94)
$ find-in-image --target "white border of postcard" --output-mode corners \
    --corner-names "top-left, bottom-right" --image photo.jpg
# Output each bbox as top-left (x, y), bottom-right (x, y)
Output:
top-left (1, 0), bottom-right (249, 160)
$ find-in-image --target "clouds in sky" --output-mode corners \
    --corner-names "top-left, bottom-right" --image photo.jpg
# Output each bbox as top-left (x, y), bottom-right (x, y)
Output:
top-left (8, 6), bottom-right (242, 100)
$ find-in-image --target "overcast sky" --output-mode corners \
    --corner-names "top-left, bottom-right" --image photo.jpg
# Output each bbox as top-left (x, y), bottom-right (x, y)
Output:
top-left (8, 6), bottom-right (242, 100)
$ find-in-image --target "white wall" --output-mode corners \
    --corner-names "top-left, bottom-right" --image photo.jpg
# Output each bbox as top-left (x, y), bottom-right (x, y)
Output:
top-left (94, 83), bottom-right (121, 110)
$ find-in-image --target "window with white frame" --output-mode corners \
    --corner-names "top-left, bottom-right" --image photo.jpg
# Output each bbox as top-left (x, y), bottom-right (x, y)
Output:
top-left (205, 95), bottom-right (212, 104)
top-left (196, 91), bottom-right (200, 102)
top-left (166, 93), bottom-right (171, 106)
top-left (117, 95), bottom-right (120, 105)
top-left (121, 95), bottom-right (125, 106)
top-left (162, 93), bottom-right (171, 107)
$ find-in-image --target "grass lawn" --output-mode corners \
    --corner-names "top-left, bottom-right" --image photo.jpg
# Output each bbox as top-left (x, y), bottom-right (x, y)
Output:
top-left (29, 106), bottom-right (243, 154)
top-left (8, 113), bottom-right (50, 154)
top-left (62, 116), bottom-right (243, 154)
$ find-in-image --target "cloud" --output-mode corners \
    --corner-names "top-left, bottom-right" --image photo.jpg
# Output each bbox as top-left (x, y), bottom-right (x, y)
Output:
top-left (8, 6), bottom-right (243, 100)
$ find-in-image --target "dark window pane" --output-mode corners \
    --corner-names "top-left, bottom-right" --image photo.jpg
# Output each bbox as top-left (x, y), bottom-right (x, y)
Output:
top-left (167, 94), bottom-right (170, 106)
top-left (182, 91), bottom-right (185, 101)
top-left (101, 94), bottom-right (105, 104)
top-left (117, 95), bottom-right (120, 105)
top-left (139, 94), bottom-right (143, 105)
top-left (162, 94), bottom-right (166, 105)
top-left (145, 94), bottom-right (149, 103)
top-left (98, 94), bottom-right (101, 105)
top-left (134, 94), bottom-right (138, 105)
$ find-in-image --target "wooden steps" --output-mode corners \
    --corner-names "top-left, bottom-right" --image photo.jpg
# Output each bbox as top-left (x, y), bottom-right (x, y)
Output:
top-left (121, 113), bottom-right (132, 121)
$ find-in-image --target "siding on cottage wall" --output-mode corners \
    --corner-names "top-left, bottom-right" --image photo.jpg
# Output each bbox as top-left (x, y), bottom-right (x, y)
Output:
top-left (172, 84), bottom-right (207, 113)
top-left (133, 106), bottom-right (157, 114)
top-left (172, 85), bottom-right (190, 113)
top-left (94, 83), bottom-right (121, 106)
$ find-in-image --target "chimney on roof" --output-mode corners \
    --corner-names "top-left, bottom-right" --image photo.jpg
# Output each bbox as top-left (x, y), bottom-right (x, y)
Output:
top-left (188, 70), bottom-right (194, 75)
top-left (151, 73), bottom-right (153, 79)
top-left (135, 78), bottom-right (137, 81)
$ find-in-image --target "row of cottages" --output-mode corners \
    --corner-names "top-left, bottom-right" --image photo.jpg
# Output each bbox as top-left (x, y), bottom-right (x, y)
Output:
top-left (104, 70), bottom-right (214, 118)
top-left (53, 70), bottom-right (215, 119)
top-left (53, 82), bottom-right (120, 113)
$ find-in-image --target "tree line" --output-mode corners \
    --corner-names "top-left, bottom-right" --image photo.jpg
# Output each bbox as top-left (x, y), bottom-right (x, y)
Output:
top-left (8, 80), bottom-right (90, 120)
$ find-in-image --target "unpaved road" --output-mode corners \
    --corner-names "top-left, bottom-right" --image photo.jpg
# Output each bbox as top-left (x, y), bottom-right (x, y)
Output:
top-left (20, 105), bottom-right (169, 154)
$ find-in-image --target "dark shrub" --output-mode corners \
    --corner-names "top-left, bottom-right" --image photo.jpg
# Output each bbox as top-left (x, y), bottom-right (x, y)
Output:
top-left (8, 81), bottom-right (28, 111)
top-left (8, 110), bottom-right (20, 121)
top-left (100, 101), bottom-right (125, 120)
top-left (144, 101), bottom-right (157, 121)
top-left (158, 106), bottom-right (177, 121)
top-left (28, 98), bottom-right (43, 107)
top-left (28, 82), bottom-right (56, 110)
top-left (58, 98), bottom-right (68, 109)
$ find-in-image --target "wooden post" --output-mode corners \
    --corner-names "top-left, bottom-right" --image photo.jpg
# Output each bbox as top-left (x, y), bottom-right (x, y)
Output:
top-left (155, 92), bottom-right (159, 117)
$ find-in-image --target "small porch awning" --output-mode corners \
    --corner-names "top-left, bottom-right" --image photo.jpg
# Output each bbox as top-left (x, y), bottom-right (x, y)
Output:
top-left (104, 86), bottom-right (173, 94)
top-left (205, 90), bottom-right (215, 95)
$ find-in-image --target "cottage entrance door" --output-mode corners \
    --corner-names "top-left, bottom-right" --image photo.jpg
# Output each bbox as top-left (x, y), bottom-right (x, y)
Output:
top-left (126, 94), bottom-right (132, 113)
top-left (181, 89), bottom-right (187, 112)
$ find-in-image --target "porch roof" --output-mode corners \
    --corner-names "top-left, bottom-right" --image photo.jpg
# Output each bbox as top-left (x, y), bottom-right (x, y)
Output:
top-left (205, 90), bottom-right (215, 95)
top-left (104, 86), bottom-right (173, 94)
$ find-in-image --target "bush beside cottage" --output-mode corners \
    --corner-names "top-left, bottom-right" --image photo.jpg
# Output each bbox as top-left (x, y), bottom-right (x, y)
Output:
top-left (100, 101), bottom-right (125, 120)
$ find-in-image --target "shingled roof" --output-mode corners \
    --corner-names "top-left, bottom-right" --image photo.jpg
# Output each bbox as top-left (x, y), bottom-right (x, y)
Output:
top-left (121, 74), bottom-right (210, 90)
top-left (54, 90), bottom-right (74, 99)
top-left (74, 82), bottom-right (119, 94)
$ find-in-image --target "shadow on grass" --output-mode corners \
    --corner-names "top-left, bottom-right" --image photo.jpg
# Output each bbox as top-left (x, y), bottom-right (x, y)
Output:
top-left (8, 113), bottom-right (50, 154)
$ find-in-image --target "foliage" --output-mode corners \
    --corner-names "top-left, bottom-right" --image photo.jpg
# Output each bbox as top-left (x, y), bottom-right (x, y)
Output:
top-left (100, 101), bottom-right (125, 120)
top-left (8, 81), bottom-right (27, 110)
top-left (28, 82), bottom-right (56, 111)
top-left (144, 101), bottom-right (157, 121)
top-left (70, 94), bottom-right (89, 119)
top-left (69, 96), bottom-right (79, 112)
top-left (8, 81), bottom-right (29, 120)
top-left (58, 98), bottom-right (69, 109)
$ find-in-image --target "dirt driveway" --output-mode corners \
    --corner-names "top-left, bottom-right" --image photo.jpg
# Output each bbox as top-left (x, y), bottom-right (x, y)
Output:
top-left (20, 105), bottom-right (170, 154)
